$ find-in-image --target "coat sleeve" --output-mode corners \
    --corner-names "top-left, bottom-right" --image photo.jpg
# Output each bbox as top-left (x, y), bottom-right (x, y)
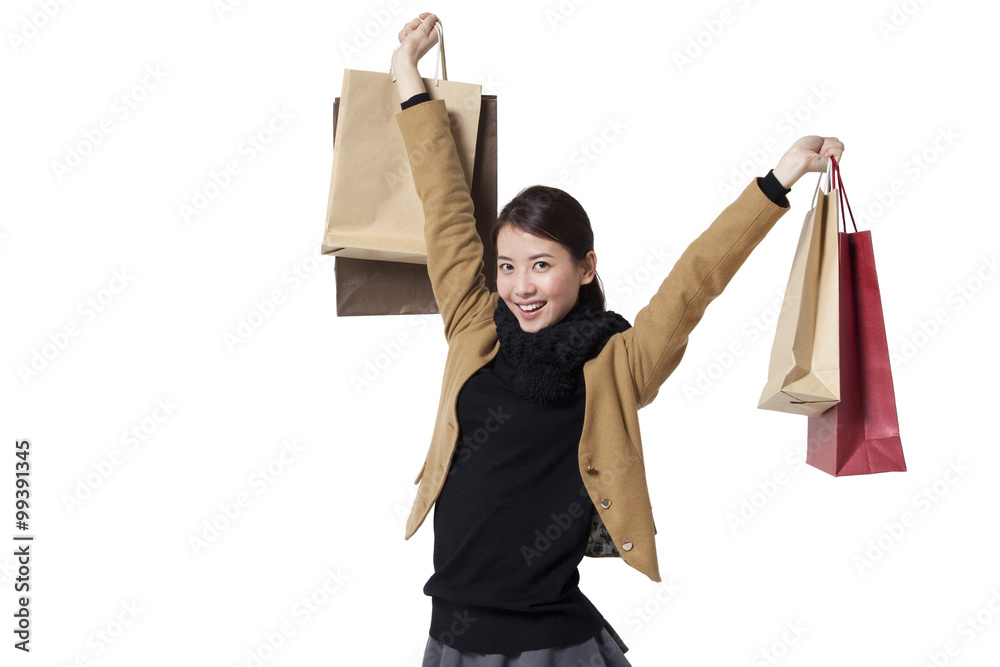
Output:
top-left (621, 182), bottom-right (790, 407)
top-left (395, 98), bottom-right (493, 342)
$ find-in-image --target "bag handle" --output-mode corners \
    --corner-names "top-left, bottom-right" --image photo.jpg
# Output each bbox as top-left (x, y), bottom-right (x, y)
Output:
top-left (830, 156), bottom-right (858, 233)
top-left (810, 155), bottom-right (835, 209)
top-left (389, 19), bottom-right (447, 87)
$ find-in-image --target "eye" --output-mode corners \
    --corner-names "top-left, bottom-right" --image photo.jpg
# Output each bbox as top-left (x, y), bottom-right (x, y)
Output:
top-left (498, 262), bottom-right (513, 272)
top-left (534, 261), bottom-right (549, 269)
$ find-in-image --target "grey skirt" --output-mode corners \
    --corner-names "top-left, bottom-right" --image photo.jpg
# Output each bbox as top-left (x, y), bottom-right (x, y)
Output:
top-left (421, 619), bottom-right (631, 667)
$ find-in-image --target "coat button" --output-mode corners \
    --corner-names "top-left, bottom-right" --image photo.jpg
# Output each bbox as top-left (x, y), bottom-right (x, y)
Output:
top-left (600, 498), bottom-right (611, 509)
top-left (585, 465), bottom-right (597, 474)
top-left (622, 541), bottom-right (633, 551)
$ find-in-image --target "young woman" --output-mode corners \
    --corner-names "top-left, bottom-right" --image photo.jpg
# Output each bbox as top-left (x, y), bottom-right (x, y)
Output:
top-left (390, 13), bottom-right (844, 666)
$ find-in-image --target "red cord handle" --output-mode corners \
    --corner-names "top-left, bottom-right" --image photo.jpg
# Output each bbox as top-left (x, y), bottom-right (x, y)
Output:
top-left (830, 156), bottom-right (858, 234)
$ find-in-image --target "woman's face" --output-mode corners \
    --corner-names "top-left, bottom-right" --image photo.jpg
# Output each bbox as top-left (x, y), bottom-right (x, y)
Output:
top-left (496, 225), bottom-right (596, 333)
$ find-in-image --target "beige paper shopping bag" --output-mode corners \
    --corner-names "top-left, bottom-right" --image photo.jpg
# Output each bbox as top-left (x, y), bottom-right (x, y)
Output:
top-left (322, 22), bottom-right (482, 263)
top-left (758, 166), bottom-right (840, 415)
top-left (332, 94), bottom-right (499, 316)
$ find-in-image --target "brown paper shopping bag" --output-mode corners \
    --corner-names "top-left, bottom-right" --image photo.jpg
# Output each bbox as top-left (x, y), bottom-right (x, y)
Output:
top-left (332, 94), bottom-right (498, 316)
top-left (758, 164), bottom-right (840, 415)
top-left (322, 20), bottom-right (482, 264)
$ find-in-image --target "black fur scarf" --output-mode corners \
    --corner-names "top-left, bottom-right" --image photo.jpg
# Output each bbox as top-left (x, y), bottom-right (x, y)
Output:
top-left (492, 293), bottom-right (632, 405)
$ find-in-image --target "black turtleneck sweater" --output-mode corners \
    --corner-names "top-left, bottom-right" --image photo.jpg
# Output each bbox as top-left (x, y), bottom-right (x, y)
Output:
top-left (424, 346), bottom-right (607, 654)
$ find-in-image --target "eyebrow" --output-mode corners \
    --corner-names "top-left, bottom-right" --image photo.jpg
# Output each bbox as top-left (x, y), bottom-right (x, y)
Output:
top-left (496, 253), bottom-right (555, 261)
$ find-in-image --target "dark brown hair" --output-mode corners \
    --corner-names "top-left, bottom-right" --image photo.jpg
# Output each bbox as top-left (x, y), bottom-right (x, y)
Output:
top-left (489, 185), bottom-right (605, 309)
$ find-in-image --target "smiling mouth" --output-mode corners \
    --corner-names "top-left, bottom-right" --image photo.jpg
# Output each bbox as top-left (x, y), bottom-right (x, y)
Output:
top-left (517, 301), bottom-right (546, 312)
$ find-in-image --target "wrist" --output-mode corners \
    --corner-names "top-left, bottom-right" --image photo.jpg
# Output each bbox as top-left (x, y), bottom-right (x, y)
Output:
top-left (392, 60), bottom-right (426, 101)
top-left (390, 49), bottom-right (419, 73)
top-left (772, 158), bottom-right (802, 189)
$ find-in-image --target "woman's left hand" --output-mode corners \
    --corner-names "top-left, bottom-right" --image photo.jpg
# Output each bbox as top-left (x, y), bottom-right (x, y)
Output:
top-left (772, 136), bottom-right (845, 189)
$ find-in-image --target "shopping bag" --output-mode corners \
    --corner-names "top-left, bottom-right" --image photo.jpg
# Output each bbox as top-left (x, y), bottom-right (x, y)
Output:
top-left (807, 158), bottom-right (905, 476)
top-left (332, 94), bottom-right (498, 316)
top-left (322, 20), bottom-right (482, 264)
top-left (758, 163), bottom-right (840, 415)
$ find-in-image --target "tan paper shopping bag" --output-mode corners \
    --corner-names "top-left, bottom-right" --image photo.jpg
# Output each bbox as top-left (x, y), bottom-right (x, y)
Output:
top-left (758, 167), bottom-right (840, 415)
top-left (322, 24), bottom-right (481, 264)
top-left (332, 95), bottom-right (498, 316)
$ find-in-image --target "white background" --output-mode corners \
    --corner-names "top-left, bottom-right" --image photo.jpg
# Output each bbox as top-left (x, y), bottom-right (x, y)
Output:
top-left (2, 0), bottom-right (998, 665)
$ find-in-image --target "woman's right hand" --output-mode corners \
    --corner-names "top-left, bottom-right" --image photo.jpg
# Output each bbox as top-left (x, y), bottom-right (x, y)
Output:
top-left (391, 13), bottom-right (439, 72)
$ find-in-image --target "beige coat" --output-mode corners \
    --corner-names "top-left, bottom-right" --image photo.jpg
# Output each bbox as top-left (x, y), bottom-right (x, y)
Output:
top-left (395, 99), bottom-right (789, 582)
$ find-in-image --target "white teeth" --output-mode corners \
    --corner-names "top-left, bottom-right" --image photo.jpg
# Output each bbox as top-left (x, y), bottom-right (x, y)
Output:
top-left (518, 302), bottom-right (545, 312)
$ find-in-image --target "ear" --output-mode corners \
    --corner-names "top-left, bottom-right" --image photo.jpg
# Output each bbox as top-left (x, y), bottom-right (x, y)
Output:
top-left (579, 250), bottom-right (597, 285)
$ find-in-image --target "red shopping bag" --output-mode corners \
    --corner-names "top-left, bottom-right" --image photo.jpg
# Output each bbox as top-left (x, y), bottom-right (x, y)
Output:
top-left (806, 158), bottom-right (905, 476)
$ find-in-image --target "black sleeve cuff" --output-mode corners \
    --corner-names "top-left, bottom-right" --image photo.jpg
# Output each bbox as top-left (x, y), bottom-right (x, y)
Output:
top-left (756, 169), bottom-right (791, 208)
top-left (400, 92), bottom-right (431, 110)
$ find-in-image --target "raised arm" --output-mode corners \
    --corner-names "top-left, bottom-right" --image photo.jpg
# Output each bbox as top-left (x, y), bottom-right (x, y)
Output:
top-left (621, 136), bottom-right (844, 407)
top-left (621, 182), bottom-right (789, 407)
top-left (392, 14), bottom-right (493, 340)
top-left (391, 13), bottom-right (436, 101)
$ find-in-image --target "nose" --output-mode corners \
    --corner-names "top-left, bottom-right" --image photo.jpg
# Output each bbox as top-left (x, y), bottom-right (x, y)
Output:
top-left (513, 269), bottom-right (534, 298)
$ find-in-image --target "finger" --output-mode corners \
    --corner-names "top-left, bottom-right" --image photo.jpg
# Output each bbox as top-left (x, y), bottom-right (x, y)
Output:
top-left (416, 14), bottom-right (437, 35)
top-left (817, 139), bottom-right (842, 168)
top-left (820, 137), bottom-right (842, 155)
top-left (399, 16), bottom-right (424, 41)
top-left (410, 16), bottom-right (438, 48)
